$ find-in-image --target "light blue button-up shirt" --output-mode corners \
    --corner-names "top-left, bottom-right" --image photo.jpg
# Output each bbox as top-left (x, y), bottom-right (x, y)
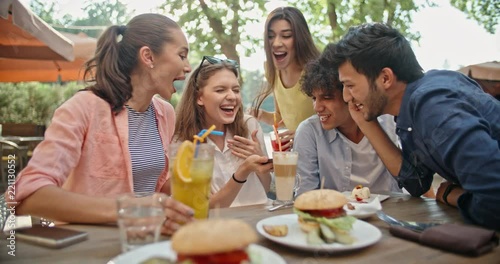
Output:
top-left (294, 114), bottom-right (401, 195)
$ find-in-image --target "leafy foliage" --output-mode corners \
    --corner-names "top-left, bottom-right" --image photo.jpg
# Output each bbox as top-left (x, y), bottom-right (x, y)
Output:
top-left (30, 0), bottom-right (59, 25)
top-left (450, 0), bottom-right (499, 34)
top-left (69, 0), bottom-right (131, 37)
top-left (160, 0), bottom-right (433, 65)
top-left (18, 0), bottom-right (498, 129)
top-left (31, 0), bottom-right (132, 38)
top-left (159, 0), bottom-right (267, 65)
top-left (0, 82), bottom-right (83, 125)
top-left (289, 0), bottom-right (427, 45)
top-left (241, 69), bottom-right (266, 109)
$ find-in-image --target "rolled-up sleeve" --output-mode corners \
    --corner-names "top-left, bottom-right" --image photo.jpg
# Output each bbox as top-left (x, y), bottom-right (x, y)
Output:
top-left (396, 154), bottom-right (434, 197)
top-left (8, 94), bottom-right (89, 203)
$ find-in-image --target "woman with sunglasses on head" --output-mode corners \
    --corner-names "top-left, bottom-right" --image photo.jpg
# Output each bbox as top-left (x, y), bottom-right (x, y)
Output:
top-left (251, 6), bottom-right (320, 150)
top-left (5, 14), bottom-right (194, 235)
top-left (174, 56), bottom-right (274, 208)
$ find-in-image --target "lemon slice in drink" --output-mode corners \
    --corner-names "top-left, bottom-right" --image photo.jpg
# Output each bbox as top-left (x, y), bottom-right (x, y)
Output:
top-left (174, 140), bottom-right (195, 183)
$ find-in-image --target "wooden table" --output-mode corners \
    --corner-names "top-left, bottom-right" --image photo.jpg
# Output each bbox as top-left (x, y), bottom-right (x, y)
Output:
top-left (1, 193), bottom-right (498, 263)
top-left (0, 136), bottom-right (44, 143)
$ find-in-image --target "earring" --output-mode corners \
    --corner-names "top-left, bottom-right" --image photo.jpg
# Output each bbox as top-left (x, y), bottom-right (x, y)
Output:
top-left (150, 64), bottom-right (154, 69)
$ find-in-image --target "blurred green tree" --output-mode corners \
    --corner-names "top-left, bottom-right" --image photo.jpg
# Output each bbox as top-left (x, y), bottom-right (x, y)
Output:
top-left (289, 0), bottom-right (429, 45)
top-left (0, 82), bottom-right (83, 125)
top-left (159, 0), bottom-right (267, 66)
top-left (450, 0), bottom-right (499, 34)
top-left (31, 0), bottom-right (132, 38)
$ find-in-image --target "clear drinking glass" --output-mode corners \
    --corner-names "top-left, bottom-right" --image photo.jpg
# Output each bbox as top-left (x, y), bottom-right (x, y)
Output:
top-left (269, 130), bottom-right (291, 152)
top-left (116, 192), bottom-right (167, 253)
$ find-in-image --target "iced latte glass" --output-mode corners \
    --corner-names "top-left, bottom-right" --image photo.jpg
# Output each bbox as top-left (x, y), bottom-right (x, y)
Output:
top-left (273, 151), bottom-right (299, 204)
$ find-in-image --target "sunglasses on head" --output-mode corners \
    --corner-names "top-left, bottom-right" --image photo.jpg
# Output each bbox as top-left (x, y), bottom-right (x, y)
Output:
top-left (193, 56), bottom-right (239, 83)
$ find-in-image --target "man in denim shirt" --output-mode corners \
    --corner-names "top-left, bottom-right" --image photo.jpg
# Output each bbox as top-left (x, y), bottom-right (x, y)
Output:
top-left (331, 23), bottom-right (500, 230)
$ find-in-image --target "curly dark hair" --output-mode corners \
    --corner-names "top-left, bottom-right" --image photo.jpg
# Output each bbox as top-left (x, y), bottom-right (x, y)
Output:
top-left (301, 43), bottom-right (342, 97)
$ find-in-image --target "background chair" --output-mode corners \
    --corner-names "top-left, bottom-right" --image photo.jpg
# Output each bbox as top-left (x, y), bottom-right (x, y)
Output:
top-left (0, 139), bottom-right (28, 192)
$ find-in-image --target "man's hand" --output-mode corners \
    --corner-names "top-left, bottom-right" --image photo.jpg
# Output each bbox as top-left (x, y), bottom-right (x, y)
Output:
top-left (436, 181), bottom-right (463, 207)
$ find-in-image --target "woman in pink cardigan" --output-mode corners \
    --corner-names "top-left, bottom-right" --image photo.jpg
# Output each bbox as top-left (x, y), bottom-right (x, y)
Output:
top-left (8, 14), bottom-right (193, 234)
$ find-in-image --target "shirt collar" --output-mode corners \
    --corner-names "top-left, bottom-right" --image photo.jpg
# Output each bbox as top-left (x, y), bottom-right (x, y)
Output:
top-left (206, 129), bottom-right (232, 153)
top-left (325, 126), bottom-right (340, 143)
top-left (151, 98), bottom-right (164, 117)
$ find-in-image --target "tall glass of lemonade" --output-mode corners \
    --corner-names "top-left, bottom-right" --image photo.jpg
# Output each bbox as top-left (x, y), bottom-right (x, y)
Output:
top-left (170, 141), bottom-right (214, 219)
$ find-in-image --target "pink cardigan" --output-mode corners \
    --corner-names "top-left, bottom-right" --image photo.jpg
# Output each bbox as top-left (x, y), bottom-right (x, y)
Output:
top-left (12, 91), bottom-right (176, 202)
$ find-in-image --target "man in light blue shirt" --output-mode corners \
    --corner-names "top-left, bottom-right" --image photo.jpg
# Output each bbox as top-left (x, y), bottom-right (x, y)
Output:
top-left (295, 43), bottom-right (401, 195)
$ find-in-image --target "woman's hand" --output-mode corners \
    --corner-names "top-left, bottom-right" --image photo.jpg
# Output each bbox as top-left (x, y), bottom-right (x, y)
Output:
top-left (227, 130), bottom-right (263, 159)
top-left (277, 129), bottom-right (295, 150)
top-left (161, 197), bottom-right (195, 235)
top-left (242, 155), bottom-right (274, 176)
top-left (241, 155), bottom-right (273, 193)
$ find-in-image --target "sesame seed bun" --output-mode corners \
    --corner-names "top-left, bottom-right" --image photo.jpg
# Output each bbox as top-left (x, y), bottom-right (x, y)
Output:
top-left (171, 219), bottom-right (257, 255)
top-left (294, 189), bottom-right (347, 210)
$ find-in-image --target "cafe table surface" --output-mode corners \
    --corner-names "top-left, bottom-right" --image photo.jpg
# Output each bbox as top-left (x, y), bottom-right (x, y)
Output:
top-left (1, 192), bottom-right (498, 264)
top-left (0, 136), bottom-right (45, 143)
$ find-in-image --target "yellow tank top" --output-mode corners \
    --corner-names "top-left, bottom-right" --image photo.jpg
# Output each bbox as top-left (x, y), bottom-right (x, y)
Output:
top-left (274, 71), bottom-right (315, 131)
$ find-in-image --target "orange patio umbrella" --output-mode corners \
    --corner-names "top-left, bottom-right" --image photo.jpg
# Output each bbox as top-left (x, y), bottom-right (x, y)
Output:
top-left (0, 0), bottom-right (96, 83)
top-left (0, 0), bottom-right (74, 61)
top-left (0, 32), bottom-right (96, 83)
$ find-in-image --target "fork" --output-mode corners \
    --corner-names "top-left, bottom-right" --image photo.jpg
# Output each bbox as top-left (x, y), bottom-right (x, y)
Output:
top-left (376, 211), bottom-right (442, 232)
top-left (268, 200), bottom-right (294, 212)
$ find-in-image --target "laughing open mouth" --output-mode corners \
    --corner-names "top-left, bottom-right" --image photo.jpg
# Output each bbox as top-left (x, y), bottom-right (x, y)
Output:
top-left (221, 105), bottom-right (235, 113)
top-left (274, 52), bottom-right (287, 61)
top-left (319, 115), bottom-right (330, 121)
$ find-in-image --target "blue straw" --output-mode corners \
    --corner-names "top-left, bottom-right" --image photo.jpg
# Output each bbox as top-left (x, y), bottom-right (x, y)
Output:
top-left (197, 129), bottom-right (224, 139)
top-left (194, 128), bottom-right (224, 157)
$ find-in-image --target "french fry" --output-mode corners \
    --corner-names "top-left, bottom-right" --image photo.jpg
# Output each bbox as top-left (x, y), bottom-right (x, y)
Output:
top-left (263, 224), bottom-right (288, 237)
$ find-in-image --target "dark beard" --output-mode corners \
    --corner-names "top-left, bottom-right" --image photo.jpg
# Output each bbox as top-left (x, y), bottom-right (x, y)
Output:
top-left (364, 82), bottom-right (387, 121)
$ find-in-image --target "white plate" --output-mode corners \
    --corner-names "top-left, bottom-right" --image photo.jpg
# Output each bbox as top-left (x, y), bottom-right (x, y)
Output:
top-left (342, 191), bottom-right (390, 203)
top-left (107, 241), bottom-right (286, 264)
top-left (256, 214), bottom-right (381, 252)
top-left (344, 196), bottom-right (382, 219)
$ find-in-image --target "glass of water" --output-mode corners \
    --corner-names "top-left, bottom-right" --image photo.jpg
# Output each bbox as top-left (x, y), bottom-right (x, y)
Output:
top-left (116, 192), bottom-right (167, 252)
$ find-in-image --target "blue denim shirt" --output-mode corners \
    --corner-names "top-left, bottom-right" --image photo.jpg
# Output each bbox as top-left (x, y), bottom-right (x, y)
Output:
top-left (396, 70), bottom-right (500, 230)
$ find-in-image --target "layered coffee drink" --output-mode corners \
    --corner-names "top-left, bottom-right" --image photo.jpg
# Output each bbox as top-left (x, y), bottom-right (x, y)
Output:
top-left (273, 151), bottom-right (298, 201)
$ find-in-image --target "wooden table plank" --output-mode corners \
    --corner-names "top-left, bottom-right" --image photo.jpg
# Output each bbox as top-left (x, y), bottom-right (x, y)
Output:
top-left (0, 193), bottom-right (498, 263)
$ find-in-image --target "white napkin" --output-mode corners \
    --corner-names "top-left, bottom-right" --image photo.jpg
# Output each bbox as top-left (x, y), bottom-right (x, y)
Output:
top-left (344, 197), bottom-right (382, 219)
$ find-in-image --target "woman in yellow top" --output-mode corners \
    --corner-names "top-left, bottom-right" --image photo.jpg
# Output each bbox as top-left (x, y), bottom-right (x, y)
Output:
top-left (252, 6), bottom-right (320, 149)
